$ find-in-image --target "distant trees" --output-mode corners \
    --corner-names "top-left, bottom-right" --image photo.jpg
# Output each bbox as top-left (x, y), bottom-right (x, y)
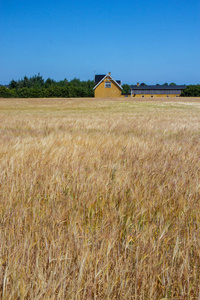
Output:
top-left (156, 83), bottom-right (176, 86)
top-left (9, 79), bottom-right (18, 89)
top-left (0, 86), bottom-right (13, 97)
top-left (44, 78), bottom-right (56, 88)
top-left (9, 74), bottom-right (45, 90)
top-left (180, 85), bottom-right (200, 97)
top-left (122, 84), bottom-right (130, 94)
top-left (1, 74), bottom-right (95, 98)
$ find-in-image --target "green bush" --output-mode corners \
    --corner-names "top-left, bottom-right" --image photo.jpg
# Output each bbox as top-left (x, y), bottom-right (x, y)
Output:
top-left (181, 85), bottom-right (200, 97)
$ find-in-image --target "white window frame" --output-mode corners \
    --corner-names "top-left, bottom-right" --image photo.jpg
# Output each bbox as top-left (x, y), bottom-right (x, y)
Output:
top-left (105, 82), bottom-right (111, 88)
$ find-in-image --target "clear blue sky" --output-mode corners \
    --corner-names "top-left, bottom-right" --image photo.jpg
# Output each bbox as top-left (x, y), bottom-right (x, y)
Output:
top-left (0, 0), bottom-right (200, 85)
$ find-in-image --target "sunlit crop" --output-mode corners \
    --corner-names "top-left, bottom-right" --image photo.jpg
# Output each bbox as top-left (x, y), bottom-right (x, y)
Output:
top-left (0, 97), bottom-right (200, 299)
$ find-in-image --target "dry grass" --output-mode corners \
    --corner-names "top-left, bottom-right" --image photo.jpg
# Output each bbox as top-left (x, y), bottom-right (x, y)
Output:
top-left (0, 97), bottom-right (200, 299)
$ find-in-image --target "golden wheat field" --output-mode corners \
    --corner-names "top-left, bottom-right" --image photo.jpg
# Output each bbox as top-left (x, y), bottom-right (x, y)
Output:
top-left (0, 97), bottom-right (200, 299)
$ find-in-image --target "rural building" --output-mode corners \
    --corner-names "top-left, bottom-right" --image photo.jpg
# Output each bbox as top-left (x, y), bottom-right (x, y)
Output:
top-left (94, 72), bottom-right (186, 98)
top-left (93, 72), bottom-right (122, 98)
top-left (130, 83), bottom-right (186, 98)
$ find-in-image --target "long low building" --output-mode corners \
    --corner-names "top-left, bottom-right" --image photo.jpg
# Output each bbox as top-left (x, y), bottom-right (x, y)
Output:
top-left (130, 83), bottom-right (186, 97)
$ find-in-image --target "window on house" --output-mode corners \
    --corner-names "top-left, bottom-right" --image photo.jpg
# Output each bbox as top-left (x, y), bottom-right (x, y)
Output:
top-left (105, 82), bottom-right (111, 88)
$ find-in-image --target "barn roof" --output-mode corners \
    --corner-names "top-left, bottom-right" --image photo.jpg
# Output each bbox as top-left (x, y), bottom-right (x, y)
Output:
top-left (130, 85), bottom-right (186, 90)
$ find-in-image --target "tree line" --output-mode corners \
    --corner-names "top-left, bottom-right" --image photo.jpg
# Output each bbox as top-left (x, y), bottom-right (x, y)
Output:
top-left (180, 85), bottom-right (200, 97)
top-left (0, 74), bottom-right (199, 97)
top-left (0, 74), bottom-right (95, 98)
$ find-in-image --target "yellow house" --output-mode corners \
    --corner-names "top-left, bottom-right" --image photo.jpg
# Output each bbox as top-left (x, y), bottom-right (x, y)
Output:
top-left (94, 72), bottom-right (122, 98)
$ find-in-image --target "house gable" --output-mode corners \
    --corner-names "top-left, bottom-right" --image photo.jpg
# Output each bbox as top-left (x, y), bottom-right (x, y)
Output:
top-left (94, 73), bottom-right (122, 91)
top-left (93, 73), bottom-right (122, 98)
